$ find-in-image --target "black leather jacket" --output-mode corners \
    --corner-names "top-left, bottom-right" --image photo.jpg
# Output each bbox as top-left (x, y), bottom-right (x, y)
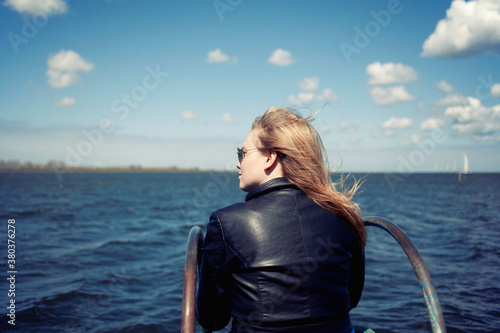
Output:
top-left (196, 178), bottom-right (365, 333)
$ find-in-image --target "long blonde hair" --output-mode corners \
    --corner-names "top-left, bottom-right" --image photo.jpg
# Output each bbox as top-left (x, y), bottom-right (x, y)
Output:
top-left (252, 107), bottom-right (366, 246)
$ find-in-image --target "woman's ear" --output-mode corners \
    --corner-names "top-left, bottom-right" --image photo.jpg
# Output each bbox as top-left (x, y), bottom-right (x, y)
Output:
top-left (263, 151), bottom-right (279, 171)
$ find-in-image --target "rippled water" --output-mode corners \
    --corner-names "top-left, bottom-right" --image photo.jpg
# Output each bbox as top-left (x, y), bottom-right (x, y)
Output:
top-left (0, 172), bottom-right (498, 332)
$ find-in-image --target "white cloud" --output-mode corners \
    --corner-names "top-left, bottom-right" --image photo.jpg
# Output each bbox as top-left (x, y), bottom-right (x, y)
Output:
top-left (288, 77), bottom-right (338, 106)
top-left (472, 134), bottom-right (500, 141)
top-left (220, 113), bottom-right (236, 124)
top-left (350, 137), bottom-right (371, 149)
top-left (315, 124), bottom-right (331, 134)
top-left (4, 0), bottom-right (67, 15)
top-left (445, 97), bottom-right (500, 138)
top-left (46, 70), bottom-right (80, 89)
top-left (381, 116), bottom-right (413, 129)
top-left (298, 77), bottom-right (320, 92)
top-left (366, 62), bottom-right (418, 85)
top-left (46, 50), bottom-right (94, 89)
top-left (54, 97), bottom-right (75, 107)
top-left (340, 121), bottom-right (359, 133)
top-left (401, 134), bottom-right (422, 145)
top-left (491, 83), bottom-right (500, 98)
top-left (445, 96), bottom-right (483, 122)
top-left (421, 0), bottom-right (500, 58)
top-left (371, 128), bottom-right (396, 137)
top-left (288, 92), bottom-right (315, 106)
top-left (182, 110), bottom-right (198, 120)
top-left (370, 86), bottom-right (415, 105)
top-left (411, 134), bottom-right (421, 143)
top-left (436, 93), bottom-right (469, 106)
top-left (453, 122), bottom-right (500, 136)
top-left (48, 50), bottom-right (93, 72)
top-left (420, 118), bottom-right (446, 130)
top-left (268, 48), bottom-right (295, 66)
top-left (287, 89), bottom-right (337, 106)
top-left (316, 88), bottom-right (338, 103)
top-left (436, 80), bottom-right (455, 94)
top-left (206, 48), bottom-right (230, 63)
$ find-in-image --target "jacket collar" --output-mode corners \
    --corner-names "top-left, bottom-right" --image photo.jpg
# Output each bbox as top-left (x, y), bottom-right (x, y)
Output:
top-left (245, 177), bottom-right (297, 201)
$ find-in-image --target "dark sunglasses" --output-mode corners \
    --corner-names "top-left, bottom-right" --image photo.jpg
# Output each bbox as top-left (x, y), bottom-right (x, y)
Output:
top-left (237, 147), bottom-right (260, 162)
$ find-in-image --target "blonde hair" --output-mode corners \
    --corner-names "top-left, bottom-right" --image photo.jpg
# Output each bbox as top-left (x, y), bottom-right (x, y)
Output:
top-left (252, 106), bottom-right (366, 246)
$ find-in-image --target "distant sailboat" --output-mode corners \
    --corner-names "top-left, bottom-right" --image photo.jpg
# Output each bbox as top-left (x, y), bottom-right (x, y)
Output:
top-left (458, 152), bottom-right (471, 181)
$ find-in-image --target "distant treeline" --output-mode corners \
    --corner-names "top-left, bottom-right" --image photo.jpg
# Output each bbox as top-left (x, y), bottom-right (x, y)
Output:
top-left (0, 160), bottom-right (203, 173)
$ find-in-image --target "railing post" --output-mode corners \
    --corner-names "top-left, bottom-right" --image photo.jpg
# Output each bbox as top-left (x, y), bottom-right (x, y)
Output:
top-left (365, 217), bottom-right (447, 333)
top-left (181, 226), bottom-right (203, 333)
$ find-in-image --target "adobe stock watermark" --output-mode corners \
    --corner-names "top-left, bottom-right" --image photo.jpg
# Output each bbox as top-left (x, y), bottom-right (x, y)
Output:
top-left (475, 74), bottom-right (498, 101)
top-left (178, 160), bottom-right (238, 226)
top-left (339, 0), bottom-right (408, 64)
top-left (52, 65), bottom-right (168, 182)
top-left (213, 0), bottom-right (243, 21)
top-left (385, 128), bottom-right (448, 192)
top-left (7, 0), bottom-right (64, 54)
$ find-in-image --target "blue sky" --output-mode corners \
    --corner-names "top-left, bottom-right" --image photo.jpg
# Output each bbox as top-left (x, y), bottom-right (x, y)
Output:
top-left (1, 0), bottom-right (500, 172)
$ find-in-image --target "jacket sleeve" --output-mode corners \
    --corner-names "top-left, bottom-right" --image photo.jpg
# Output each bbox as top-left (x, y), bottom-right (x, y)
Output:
top-left (196, 212), bottom-right (232, 331)
top-left (348, 237), bottom-right (365, 309)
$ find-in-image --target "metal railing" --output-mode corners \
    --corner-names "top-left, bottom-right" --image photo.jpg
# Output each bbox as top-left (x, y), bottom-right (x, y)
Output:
top-left (364, 217), bottom-right (446, 333)
top-left (181, 217), bottom-right (447, 333)
top-left (181, 226), bottom-right (203, 333)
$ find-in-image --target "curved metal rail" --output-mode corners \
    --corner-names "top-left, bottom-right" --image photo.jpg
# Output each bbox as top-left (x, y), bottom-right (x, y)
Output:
top-left (181, 226), bottom-right (203, 333)
top-left (365, 216), bottom-right (447, 333)
top-left (181, 218), bottom-right (447, 333)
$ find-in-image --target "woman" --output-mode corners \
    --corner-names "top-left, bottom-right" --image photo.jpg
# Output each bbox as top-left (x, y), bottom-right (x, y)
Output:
top-left (196, 107), bottom-right (366, 333)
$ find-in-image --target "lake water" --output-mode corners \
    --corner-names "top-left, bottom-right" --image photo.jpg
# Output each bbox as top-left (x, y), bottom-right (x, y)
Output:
top-left (0, 172), bottom-right (498, 332)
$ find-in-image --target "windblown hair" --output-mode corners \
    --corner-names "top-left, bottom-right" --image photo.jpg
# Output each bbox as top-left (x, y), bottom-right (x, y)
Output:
top-left (252, 106), bottom-right (366, 246)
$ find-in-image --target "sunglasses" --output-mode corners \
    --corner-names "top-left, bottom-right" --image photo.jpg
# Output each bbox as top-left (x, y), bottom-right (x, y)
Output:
top-left (237, 147), bottom-right (260, 162)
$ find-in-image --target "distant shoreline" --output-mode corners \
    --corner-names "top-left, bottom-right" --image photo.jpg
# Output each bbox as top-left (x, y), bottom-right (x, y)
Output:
top-left (0, 160), bottom-right (221, 173)
top-left (0, 166), bottom-right (218, 173)
top-left (0, 161), bottom-right (498, 174)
